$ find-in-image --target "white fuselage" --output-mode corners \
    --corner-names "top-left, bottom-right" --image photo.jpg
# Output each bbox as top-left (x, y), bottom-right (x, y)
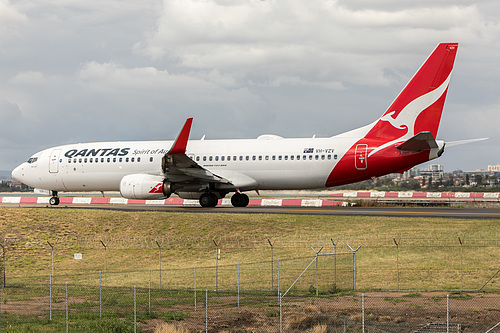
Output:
top-left (12, 135), bottom-right (356, 193)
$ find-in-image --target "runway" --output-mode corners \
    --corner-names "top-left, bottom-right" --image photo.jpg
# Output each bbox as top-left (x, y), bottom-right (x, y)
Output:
top-left (15, 203), bottom-right (500, 219)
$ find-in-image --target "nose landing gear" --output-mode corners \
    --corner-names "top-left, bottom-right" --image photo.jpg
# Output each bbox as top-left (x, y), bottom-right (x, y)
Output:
top-left (49, 191), bottom-right (60, 206)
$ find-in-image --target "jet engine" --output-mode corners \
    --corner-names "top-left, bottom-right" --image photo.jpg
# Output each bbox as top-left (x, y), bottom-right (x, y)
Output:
top-left (120, 174), bottom-right (173, 200)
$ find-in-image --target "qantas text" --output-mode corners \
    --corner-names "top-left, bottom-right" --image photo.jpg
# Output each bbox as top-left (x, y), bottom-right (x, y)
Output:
top-left (64, 148), bottom-right (130, 158)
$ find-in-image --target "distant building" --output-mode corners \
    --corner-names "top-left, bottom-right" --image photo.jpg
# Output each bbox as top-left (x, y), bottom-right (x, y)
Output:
top-left (419, 164), bottom-right (444, 179)
top-left (488, 164), bottom-right (500, 172)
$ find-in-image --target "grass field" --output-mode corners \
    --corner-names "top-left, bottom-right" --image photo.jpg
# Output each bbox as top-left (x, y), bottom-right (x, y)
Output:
top-left (0, 207), bottom-right (498, 291)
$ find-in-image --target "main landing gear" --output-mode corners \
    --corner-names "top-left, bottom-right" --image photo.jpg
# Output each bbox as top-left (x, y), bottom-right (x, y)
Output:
top-left (49, 191), bottom-right (60, 206)
top-left (231, 192), bottom-right (249, 207)
top-left (198, 192), bottom-right (250, 208)
top-left (199, 192), bottom-right (219, 208)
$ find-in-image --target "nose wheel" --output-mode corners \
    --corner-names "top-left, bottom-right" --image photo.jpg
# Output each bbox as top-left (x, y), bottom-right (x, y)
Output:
top-left (49, 191), bottom-right (60, 206)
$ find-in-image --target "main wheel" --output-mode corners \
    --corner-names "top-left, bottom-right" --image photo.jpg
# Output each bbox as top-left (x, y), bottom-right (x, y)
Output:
top-left (49, 197), bottom-right (60, 206)
top-left (231, 193), bottom-right (249, 207)
top-left (199, 193), bottom-right (218, 207)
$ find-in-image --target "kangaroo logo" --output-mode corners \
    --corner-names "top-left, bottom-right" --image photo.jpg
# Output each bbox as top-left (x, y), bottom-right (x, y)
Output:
top-left (368, 73), bottom-right (451, 157)
top-left (149, 182), bottom-right (163, 193)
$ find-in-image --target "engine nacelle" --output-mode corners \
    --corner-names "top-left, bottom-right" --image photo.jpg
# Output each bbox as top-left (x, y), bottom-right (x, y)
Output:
top-left (120, 174), bottom-right (173, 200)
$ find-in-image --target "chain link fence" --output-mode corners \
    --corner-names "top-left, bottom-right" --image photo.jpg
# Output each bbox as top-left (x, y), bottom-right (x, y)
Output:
top-left (0, 232), bottom-right (499, 331)
top-left (1, 281), bottom-right (499, 332)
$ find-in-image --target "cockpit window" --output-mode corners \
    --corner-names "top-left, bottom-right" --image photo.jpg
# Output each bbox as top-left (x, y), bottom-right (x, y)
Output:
top-left (27, 157), bottom-right (38, 164)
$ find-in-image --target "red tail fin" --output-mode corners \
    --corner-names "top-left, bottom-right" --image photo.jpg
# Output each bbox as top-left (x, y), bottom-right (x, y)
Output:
top-left (366, 43), bottom-right (458, 142)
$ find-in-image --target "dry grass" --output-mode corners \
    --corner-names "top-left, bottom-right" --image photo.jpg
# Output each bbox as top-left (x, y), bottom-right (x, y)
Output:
top-left (154, 323), bottom-right (189, 333)
top-left (311, 324), bottom-right (327, 333)
top-left (0, 207), bottom-right (498, 291)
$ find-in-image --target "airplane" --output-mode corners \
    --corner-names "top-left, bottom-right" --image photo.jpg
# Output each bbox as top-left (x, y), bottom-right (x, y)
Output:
top-left (13, 42), bottom-right (462, 207)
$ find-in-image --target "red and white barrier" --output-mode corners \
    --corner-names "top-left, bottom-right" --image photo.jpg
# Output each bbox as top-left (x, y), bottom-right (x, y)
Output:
top-left (1, 192), bottom-right (497, 207)
top-left (329, 192), bottom-right (500, 199)
top-left (0, 196), bottom-right (348, 207)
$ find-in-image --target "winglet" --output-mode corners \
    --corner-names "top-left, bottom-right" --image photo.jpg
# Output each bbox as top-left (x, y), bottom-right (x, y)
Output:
top-left (168, 118), bottom-right (193, 155)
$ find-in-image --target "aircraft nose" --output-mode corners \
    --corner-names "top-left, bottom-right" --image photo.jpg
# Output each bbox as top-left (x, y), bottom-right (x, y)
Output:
top-left (11, 164), bottom-right (25, 182)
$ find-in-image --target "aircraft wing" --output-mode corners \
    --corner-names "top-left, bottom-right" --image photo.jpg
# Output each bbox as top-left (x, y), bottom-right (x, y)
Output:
top-left (161, 118), bottom-right (232, 184)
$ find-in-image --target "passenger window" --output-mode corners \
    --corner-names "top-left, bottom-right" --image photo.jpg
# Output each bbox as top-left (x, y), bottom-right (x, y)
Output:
top-left (265, 156), bottom-right (269, 160)
top-left (334, 154), bottom-right (338, 160)
top-left (284, 155), bottom-right (288, 160)
top-left (126, 157), bottom-right (129, 162)
top-left (79, 158), bottom-right (83, 163)
top-left (203, 156), bottom-right (207, 161)
top-left (246, 156), bottom-right (249, 161)
top-left (113, 158), bottom-right (117, 162)
top-left (119, 158), bottom-right (122, 162)
top-left (138, 157), bottom-right (141, 162)
top-left (196, 156), bottom-right (200, 162)
top-left (278, 156), bottom-right (282, 160)
top-left (309, 155), bottom-right (312, 160)
top-left (259, 156), bottom-right (262, 161)
top-left (321, 155), bottom-right (325, 160)
top-left (101, 158), bottom-right (104, 163)
top-left (68, 159), bottom-right (71, 163)
top-left (209, 156), bottom-right (212, 161)
top-left (221, 156), bottom-right (225, 161)
top-left (328, 155), bottom-right (331, 160)
top-left (272, 156), bottom-right (276, 160)
top-left (215, 156), bottom-right (219, 161)
top-left (239, 156), bottom-right (243, 161)
top-left (252, 156), bottom-right (256, 161)
top-left (315, 155), bottom-right (319, 160)
top-left (149, 157), bottom-right (153, 162)
top-left (290, 155), bottom-right (294, 160)
top-left (89, 158), bottom-right (93, 163)
top-left (131, 157), bottom-right (135, 162)
top-left (297, 155), bottom-right (300, 160)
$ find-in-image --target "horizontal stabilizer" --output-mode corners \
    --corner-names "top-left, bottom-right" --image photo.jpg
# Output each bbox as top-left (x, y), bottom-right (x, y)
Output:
top-left (396, 132), bottom-right (438, 152)
top-left (445, 137), bottom-right (488, 147)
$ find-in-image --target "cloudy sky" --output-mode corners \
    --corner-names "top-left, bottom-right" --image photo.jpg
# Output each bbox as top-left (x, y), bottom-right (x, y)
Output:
top-left (1, 0), bottom-right (499, 173)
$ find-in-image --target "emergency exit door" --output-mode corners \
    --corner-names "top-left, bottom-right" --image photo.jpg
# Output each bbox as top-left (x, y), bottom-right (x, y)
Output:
top-left (49, 149), bottom-right (61, 173)
top-left (355, 144), bottom-right (368, 170)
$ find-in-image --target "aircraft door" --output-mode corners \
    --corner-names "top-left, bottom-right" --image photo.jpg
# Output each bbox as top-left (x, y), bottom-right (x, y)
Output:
top-left (355, 144), bottom-right (368, 170)
top-left (49, 149), bottom-right (61, 173)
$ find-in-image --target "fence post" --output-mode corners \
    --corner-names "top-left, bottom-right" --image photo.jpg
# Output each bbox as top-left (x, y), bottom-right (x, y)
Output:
top-left (277, 259), bottom-right (280, 297)
top-left (134, 286), bottom-right (137, 333)
top-left (311, 246), bottom-right (324, 296)
top-left (194, 266), bottom-right (197, 311)
top-left (279, 292), bottom-right (282, 333)
top-left (393, 238), bottom-right (400, 291)
top-left (205, 289), bottom-right (208, 333)
top-left (99, 271), bottom-right (102, 318)
top-left (49, 274), bottom-right (52, 320)
top-left (458, 236), bottom-right (465, 292)
top-left (65, 283), bottom-right (68, 333)
top-left (347, 244), bottom-right (362, 291)
top-left (331, 239), bottom-right (337, 288)
top-left (213, 239), bottom-right (220, 292)
top-left (47, 240), bottom-right (57, 284)
top-left (100, 240), bottom-right (107, 289)
top-left (362, 293), bottom-right (365, 333)
top-left (237, 262), bottom-right (240, 307)
top-left (268, 239), bottom-right (275, 291)
top-left (148, 269), bottom-right (151, 315)
top-left (155, 240), bottom-right (163, 289)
